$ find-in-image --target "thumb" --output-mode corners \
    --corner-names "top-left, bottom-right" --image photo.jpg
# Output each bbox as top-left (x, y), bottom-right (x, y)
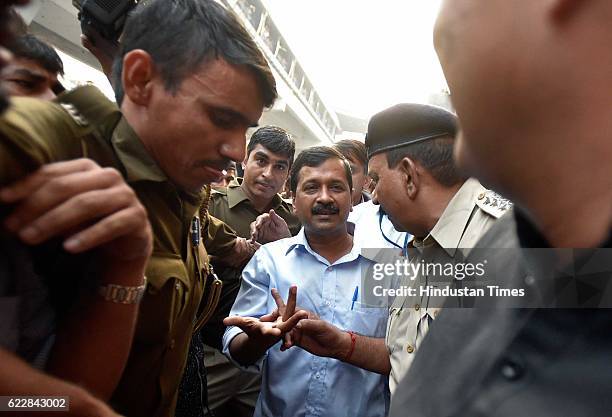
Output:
top-left (270, 210), bottom-right (285, 228)
top-left (295, 319), bottom-right (324, 333)
top-left (223, 315), bottom-right (248, 327)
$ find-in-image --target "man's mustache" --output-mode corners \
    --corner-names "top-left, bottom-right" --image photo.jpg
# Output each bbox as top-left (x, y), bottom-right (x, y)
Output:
top-left (312, 203), bottom-right (339, 215)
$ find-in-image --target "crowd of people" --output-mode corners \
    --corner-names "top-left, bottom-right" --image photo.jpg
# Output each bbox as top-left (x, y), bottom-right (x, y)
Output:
top-left (0, 0), bottom-right (610, 416)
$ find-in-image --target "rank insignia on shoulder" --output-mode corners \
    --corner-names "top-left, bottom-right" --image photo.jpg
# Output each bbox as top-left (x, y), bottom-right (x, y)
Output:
top-left (59, 103), bottom-right (89, 127)
top-left (210, 187), bottom-right (227, 196)
top-left (476, 190), bottom-right (513, 218)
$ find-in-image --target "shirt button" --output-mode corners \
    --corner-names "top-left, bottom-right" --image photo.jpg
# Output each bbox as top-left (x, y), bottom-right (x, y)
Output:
top-left (175, 282), bottom-right (181, 291)
top-left (478, 192), bottom-right (485, 200)
top-left (406, 344), bottom-right (414, 354)
top-left (414, 304), bottom-right (420, 311)
top-left (500, 359), bottom-right (524, 381)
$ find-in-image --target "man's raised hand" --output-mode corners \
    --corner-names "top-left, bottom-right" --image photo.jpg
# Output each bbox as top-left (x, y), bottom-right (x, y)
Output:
top-left (250, 209), bottom-right (291, 244)
top-left (224, 285), bottom-right (307, 350)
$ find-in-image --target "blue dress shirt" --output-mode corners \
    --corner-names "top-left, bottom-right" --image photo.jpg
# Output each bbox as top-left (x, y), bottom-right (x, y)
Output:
top-left (223, 229), bottom-right (389, 417)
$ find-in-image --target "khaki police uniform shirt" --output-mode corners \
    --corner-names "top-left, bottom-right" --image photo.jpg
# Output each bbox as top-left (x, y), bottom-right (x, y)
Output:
top-left (209, 178), bottom-right (301, 238)
top-left (386, 178), bottom-right (511, 394)
top-left (0, 86), bottom-right (214, 417)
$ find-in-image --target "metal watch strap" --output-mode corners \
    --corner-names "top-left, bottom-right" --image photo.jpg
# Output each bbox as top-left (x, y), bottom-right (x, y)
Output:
top-left (98, 276), bottom-right (148, 304)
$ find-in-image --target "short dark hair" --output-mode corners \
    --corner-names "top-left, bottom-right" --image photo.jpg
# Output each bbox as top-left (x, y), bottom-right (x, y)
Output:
top-left (9, 34), bottom-right (64, 76)
top-left (385, 135), bottom-right (467, 187)
top-left (247, 126), bottom-right (295, 167)
top-left (333, 139), bottom-right (367, 174)
top-left (290, 146), bottom-right (352, 194)
top-left (112, 0), bottom-right (277, 106)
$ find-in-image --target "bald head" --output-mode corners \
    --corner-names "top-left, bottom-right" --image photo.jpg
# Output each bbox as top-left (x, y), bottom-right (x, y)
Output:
top-left (434, 0), bottom-right (612, 247)
top-left (435, 0), bottom-right (612, 198)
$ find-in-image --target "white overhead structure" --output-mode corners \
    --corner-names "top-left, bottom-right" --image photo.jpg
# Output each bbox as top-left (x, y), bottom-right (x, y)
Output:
top-left (21, 0), bottom-right (339, 153)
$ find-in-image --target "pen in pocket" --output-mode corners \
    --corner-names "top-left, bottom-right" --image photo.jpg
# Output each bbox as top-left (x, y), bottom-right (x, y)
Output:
top-left (351, 286), bottom-right (359, 310)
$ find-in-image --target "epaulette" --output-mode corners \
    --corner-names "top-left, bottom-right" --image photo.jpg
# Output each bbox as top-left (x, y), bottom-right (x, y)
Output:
top-left (476, 189), bottom-right (513, 218)
top-left (58, 102), bottom-right (89, 127)
top-left (56, 85), bottom-right (119, 127)
top-left (210, 187), bottom-right (228, 196)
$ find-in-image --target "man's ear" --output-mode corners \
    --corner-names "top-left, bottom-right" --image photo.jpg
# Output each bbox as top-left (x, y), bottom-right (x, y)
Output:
top-left (399, 157), bottom-right (419, 199)
top-left (122, 49), bottom-right (155, 106)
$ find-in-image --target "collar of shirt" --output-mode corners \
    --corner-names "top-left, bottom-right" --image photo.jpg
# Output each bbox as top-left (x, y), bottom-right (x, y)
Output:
top-left (111, 117), bottom-right (167, 184)
top-left (284, 228), bottom-right (374, 265)
top-left (412, 178), bottom-right (486, 257)
top-left (226, 177), bottom-right (284, 210)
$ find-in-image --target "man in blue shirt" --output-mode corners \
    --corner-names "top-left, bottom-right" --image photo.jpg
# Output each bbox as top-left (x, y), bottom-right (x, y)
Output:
top-left (223, 146), bottom-right (389, 417)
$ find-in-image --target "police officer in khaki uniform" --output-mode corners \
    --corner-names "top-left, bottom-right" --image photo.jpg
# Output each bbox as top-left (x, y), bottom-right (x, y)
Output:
top-left (209, 126), bottom-right (300, 238)
top-left (385, 180), bottom-right (510, 392)
top-left (369, 104), bottom-right (510, 392)
top-left (0, 1), bottom-right (277, 416)
top-left (283, 103), bottom-right (509, 397)
top-left (0, 4), bottom-right (150, 415)
top-left (203, 126), bottom-right (300, 417)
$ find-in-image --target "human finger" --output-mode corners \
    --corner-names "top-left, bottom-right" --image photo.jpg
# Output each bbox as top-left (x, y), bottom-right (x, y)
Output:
top-left (282, 285), bottom-right (297, 322)
top-left (294, 318), bottom-right (327, 333)
top-left (282, 331), bottom-right (293, 350)
top-left (3, 167), bottom-right (125, 235)
top-left (249, 220), bottom-right (259, 242)
top-left (13, 180), bottom-right (136, 246)
top-left (269, 209), bottom-right (284, 226)
top-left (271, 288), bottom-right (286, 311)
top-left (276, 309), bottom-right (308, 333)
top-left (63, 202), bottom-right (151, 258)
top-left (223, 315), bottom-right (252, 328)
top-left (260, 308), bottom-right (280, 322)
top-left (0, 159), bottom-right (100, 203)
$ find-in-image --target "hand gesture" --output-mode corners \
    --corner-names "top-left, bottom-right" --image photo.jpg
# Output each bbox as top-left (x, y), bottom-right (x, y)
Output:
top-left (223, 285), bottom-right (307, 350)
top-left (285, 317), bottom-right (349, 360)
top-left (250, 209), bottom-right (292, 244)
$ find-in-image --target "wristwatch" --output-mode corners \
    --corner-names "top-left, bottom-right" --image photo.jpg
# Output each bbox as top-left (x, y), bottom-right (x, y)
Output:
top-left (98, 276), bottom-right (148, 304)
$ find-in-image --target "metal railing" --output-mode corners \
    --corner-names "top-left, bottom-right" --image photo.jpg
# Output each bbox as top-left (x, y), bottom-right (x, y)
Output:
top-left (222, 0), bottom-right (339, 139)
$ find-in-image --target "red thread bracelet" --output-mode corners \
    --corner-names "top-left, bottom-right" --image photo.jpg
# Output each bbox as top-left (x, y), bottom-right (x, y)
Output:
top-left (344, 331), bottom-right (357, 362)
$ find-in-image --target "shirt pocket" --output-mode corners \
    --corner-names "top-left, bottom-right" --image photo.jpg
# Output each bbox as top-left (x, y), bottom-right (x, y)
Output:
top-left (348, 302), bottom-right (388, 338)
top-left (137, 253), bottom-right (190, 345)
